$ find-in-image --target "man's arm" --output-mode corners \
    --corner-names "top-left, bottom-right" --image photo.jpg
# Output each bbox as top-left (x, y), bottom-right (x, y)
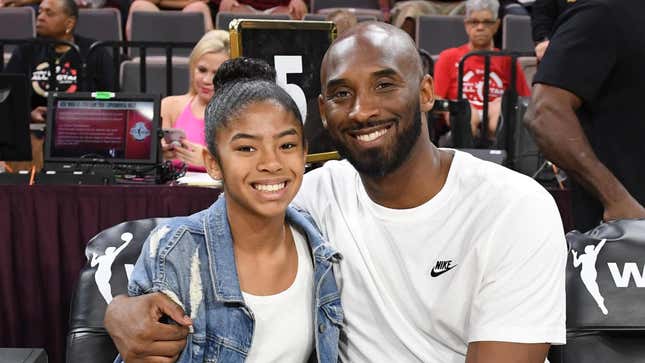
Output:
top-left (466, 342), bottom-right (550, 363)
top-left (105, 293), bottom-right (192, 363)
top-left (525, 84), bottom-right (645, 221)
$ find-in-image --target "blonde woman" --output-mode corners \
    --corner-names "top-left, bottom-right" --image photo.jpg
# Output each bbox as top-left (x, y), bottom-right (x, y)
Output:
top-left (161, 30), bottom-right (229, 171)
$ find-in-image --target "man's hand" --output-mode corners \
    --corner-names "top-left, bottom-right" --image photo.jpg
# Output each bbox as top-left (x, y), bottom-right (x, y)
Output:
top-left (218, 0), bottom-right (240, 12)
top-left (30, 106), bottom-right (47, 123)
top-left (105, 293), bottom-right (192, 363)
top-left (288, 0), bottom-right (306, 20)
top-left (603, 194), bottom-right (645, 222)
top-left (466, 341), bottom-right (550, 363)
top-left (534, 40), bottom-right (549, 61)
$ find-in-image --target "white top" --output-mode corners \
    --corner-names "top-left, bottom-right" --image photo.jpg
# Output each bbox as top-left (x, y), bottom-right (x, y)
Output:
top-left (242, 226), bottom-right (315, 363)
top-left (294, 150), bottom-right (567, 363)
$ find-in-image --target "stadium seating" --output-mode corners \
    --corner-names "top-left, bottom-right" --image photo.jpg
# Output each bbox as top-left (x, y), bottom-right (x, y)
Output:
top-left (76, 8), bottom-right (123, 42)
top-left (0, 7), bottom-right (36, 65)
top-left (215, 12), bottom-right (291, 30)
top-left (502, 15), bottom-right (533, 53)
top-left (303, 13), bottom-right (378, 22)
top-left (518, 56), bottom-right (537, 87)
top-left (317, 7), bottom-right (383, 21)
top-left (130, 11), bottom-right (205, 57)
top-left (120, 57), bottom-right (189, 96)
top-left (416, 15), bottom-right (467, 56)
top-left (66, 218), bottom-right (167, 363)
top-left (310, 0), bottom-right (380, 13)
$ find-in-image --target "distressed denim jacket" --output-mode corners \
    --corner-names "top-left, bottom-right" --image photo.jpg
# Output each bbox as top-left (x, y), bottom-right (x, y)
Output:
top-left (119, 195), bottom-right (344, 363)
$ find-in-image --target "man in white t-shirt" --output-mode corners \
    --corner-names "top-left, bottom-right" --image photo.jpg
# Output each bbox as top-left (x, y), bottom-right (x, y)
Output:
top-left (104, 22), bottom-right (566, 363)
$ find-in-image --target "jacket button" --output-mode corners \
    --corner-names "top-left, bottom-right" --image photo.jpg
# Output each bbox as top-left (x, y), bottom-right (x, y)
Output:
top-left (319, 323), bottom-right (326, 333)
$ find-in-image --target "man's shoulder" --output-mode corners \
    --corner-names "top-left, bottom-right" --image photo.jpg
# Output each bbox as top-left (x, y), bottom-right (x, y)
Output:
top-left (302, 160), bottom-right (357, 188)
top-left (450, 150), bottom-right (553, 205)
top-left (295, 160), bottom-right (357, 211)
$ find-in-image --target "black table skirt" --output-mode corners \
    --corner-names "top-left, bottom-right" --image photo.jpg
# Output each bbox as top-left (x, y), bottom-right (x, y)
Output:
top-left (0, 184), bottom-right (221, 363)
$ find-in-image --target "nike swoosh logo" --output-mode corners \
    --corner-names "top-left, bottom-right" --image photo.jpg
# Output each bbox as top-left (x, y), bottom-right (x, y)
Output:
top-left (430, 264), bottom-right (457, 277)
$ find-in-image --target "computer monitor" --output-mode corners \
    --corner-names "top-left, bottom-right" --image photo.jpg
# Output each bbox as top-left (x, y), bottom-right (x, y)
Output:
top-left (0, 74), bottom-right (32, 161)
top-left (44, 92), bottom-right (161, 165)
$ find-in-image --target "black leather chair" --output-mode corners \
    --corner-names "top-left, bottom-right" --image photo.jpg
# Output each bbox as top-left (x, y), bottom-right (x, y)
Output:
top-left (66, 218), bottom-right (167, 363)
top-left (551, 219), bottom-right (645, 363)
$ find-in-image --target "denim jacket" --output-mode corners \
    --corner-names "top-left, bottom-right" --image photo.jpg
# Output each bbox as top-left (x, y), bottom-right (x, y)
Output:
top-left (120, 195), bottom-right (344, 363)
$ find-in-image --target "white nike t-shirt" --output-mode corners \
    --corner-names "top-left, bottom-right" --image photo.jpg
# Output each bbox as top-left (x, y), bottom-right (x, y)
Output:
top-left (293, 150), bottom-right (566, 362)
top-left (242, 226), bottom-right (314, 363)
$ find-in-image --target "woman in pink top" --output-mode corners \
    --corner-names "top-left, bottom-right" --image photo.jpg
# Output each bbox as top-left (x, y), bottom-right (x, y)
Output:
top-left (161, 30), bottom-right (229, 172)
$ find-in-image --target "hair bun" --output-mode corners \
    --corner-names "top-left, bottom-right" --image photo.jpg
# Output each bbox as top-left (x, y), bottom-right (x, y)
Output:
top-left (213, 57), bottom-right (276, 89)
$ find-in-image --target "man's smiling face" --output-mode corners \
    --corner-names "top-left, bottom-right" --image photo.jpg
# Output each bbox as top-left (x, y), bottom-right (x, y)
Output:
top-left (319, 24), bottom-right (430, 177)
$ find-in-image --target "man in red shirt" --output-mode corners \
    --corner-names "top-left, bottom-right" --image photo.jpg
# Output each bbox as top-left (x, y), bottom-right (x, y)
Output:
top-left (434, 0), bottom-right (530, 141)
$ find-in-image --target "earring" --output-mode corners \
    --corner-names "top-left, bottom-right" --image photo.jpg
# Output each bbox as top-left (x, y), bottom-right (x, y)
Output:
top-left (65, 28), bottom-right (71, 34)
top-left (321, 117), bottom-right (327, 127)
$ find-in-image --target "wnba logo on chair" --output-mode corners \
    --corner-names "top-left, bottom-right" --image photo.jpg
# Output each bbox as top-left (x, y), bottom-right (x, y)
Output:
top-left (571, 238), bottom-right (645, 316)
top-left (91, 232), bottom-right (136, 304)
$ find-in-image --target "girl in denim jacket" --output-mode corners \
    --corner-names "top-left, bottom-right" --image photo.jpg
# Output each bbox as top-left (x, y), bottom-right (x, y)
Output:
top-left (121, 58), bottom-right (343, 363)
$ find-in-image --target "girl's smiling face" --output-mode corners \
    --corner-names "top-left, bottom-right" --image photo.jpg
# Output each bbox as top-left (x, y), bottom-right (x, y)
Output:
top-left (204, 100), bottom-right (306, 219)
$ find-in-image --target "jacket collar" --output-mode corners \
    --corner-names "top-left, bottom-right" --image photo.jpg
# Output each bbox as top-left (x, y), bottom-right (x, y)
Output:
top-left (204, 195), bottom-right (244, 304)
top-left (203, 194), bottom-right (341, 304)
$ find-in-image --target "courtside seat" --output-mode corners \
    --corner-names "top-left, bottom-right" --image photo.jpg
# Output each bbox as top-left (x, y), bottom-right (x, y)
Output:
top-left (316, 7), bottom-right (383, 21)
top-left (0, 7), bottom-right (36, 67)
top-left (416, 15), bottom-right (467, 56)
top-left (310, 0), bottom-right (379, 13)
top-left (502, 14), bottom-right (532, 53)
top-left (303, 12), bottom-right (378, 22)
top-left (130, 11), bottom-right (205, 57)
top-left (76, 8), bottom-right (122, 42)
top-left (518, 56), bottom-right (537, 88)
top-left (120, 57), bottom-right (189, 96)
top-left (66, 218), bottom-right (167, 363)
top-left (553, 220), bottom-right (645, 363)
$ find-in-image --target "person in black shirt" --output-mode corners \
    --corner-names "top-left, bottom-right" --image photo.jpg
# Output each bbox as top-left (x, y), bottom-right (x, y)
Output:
top-left (526, 0), bottom-right (645, 231)
top-left (5, 0), bottom-right (114, 124)
top-left (530, 0), bottom-right (575, 60)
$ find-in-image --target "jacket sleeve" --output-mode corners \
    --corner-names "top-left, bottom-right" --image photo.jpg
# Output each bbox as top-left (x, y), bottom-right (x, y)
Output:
top-left (128, 224), bottom-right (173, 296)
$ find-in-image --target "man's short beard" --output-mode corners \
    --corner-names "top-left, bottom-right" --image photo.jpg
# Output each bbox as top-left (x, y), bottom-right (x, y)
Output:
top-left (332, 109), bottom-right (422, 178)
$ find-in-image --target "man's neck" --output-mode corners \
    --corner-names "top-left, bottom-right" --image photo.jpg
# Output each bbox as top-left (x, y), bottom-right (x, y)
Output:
top-left (469, 41), bottom-right (494, 51)
top-left (359, 135), bottom-right (453, 209)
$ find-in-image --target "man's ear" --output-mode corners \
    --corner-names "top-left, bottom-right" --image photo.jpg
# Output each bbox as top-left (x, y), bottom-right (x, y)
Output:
top-left (203, 148), bottom-right (223, 181)
top-left (318, 94), bottom-right (328, 129)
top-left (419, 74), bottom-right (435, 113)
top-left (66, 17), bottom-right (76, 34)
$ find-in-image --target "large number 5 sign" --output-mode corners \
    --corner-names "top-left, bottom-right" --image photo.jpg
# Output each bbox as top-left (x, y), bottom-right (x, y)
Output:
top-left (274, 55), bottom-right (307, 123)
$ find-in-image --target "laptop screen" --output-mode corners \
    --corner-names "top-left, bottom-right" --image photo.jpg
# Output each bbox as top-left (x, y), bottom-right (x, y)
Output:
top-left (45, 93), bottom-right (160, 165)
